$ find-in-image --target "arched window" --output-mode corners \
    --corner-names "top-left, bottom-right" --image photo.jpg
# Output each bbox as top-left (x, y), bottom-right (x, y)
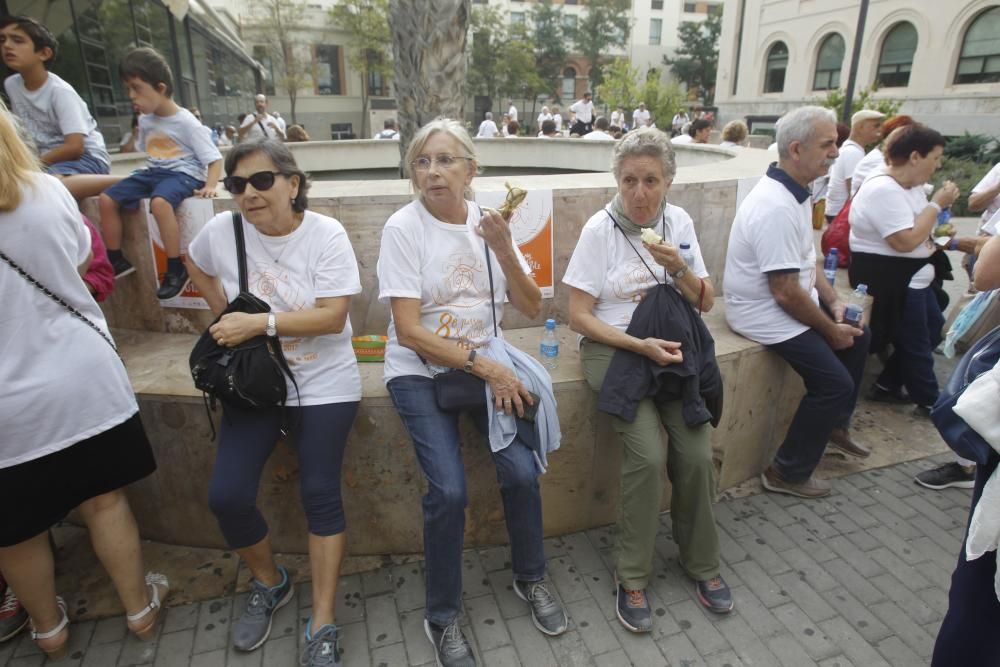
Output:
top-left (562, 67), bottom-right (576, 100)
top-left (764, 42), bottom-right (788, 93)
top-left (813, 33), bottom-right (845, 90)
top-left (955, 7), bottom-right (1000, 84)
top-left (876, 22), bottom-right (918, 88)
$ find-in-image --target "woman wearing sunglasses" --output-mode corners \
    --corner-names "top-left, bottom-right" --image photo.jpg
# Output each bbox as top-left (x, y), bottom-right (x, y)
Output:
top-left (185, 139), bottom-right (362, 665)
top-left (376, 118), bottom-right (567, 667)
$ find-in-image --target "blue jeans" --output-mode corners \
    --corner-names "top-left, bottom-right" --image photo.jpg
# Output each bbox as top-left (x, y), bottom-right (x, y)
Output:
top-left (876, 286), bottom-right (944, 407)
top-left (767, 325), bottom-right (871, 482)
top-left (387, 375), bottom-right (546, 627)
top-left (49, 152), bottom-right (110, 175)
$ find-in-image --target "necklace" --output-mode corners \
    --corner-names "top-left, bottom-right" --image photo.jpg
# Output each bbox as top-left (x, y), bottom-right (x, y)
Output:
top-left (254, 226), bottom-right (294, 264)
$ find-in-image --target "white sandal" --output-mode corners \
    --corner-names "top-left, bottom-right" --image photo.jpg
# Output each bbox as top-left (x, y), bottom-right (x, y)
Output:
top-left (31, 596), bottom-right (69, 659)
top-left (126, 572), bottom-right (169, 640)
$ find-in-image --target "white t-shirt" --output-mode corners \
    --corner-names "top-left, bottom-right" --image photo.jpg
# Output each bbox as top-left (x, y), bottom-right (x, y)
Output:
top-left (187, 211), bottom-right (363, 405)
top-left (1, 175), bottom-right (136, 468)
top-left (240, 112), bottom-right (284, 141)
top-left (672, 113), bottom-right (689, 130)
top-left (537, 112), bottom-right (553, 128)
top-left (508, 105), bottom-right (518, 122)
top-left (724, 171), bottom-right (818, 345)
top-left (671, 134), bottom-right (693, 145)
top-left (552, 113), bottom-right (563, 132)
top-left (583, 130), bottom-right (614, 141)
top-left (972, 162), bottom-right (1000, 228)
top-left (632, 108), bottom-right (651, 128)
top-left (377, 199), bottom-right (531, 382)
top-left (563, 205), bottom-right (709, 334)
top-left (610, 110), bottom-right (625, 127)
top-left (719, 140), bottom-right (741, 148)
top-left (849, 175), bottom-right (935, 289)
top-left (850, 147), bottom-right (886, 196)
top-left (477, 120), bottom-right (499, 138)
top-left (826, 139), bottom-right (864, 216)
top-left (137, 109), bottom-right (222, 181)
top-left (4, 73), bottom-right (110, 168)
top-left (569, 99), bottom-right (594, 124)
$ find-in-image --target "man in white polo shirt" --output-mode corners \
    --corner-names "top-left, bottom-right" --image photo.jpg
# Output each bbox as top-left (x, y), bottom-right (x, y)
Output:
top-left (824, 109), bottom-right (884, 223)
top-left (569, 92), bottom-right (595, 136)
top-left (724, 106), bottom-right (871, 499)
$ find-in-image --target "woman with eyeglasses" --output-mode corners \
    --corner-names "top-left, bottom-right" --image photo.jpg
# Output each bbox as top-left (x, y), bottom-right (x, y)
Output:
top-left (185, 139), bottom-right (362, 665)
top-left (376, 118), bottom-right (567, 667)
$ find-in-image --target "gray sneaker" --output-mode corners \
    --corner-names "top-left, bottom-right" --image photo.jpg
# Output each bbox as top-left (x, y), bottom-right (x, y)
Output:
top-left (513, 579), bottom-right (568, 636)
top-left (424, 619), bottom-right (476, 667)
top-left (233, 566), bottom-right (294, 652)
top-left (300, 622), bottom-right (340, 666)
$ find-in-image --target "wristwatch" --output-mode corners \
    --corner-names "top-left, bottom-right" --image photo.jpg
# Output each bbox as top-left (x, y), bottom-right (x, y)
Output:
top-left (671, 266), bottom-right (689, 280)
top-left (463, 349), bottom-right (477, 373)
top-left (265, 313), bottom-right (277, 337)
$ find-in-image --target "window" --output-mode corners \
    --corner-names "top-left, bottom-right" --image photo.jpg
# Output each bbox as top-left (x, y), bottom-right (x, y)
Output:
top-left (812, 33), bottom-right (845, 90)
top-left (955, 7), bottom-right (1000, 84)
top-left (708, 4), bottom-right (723, 16)
top-left (684, 2), bottom-right (697, 12)
top-left (562, 14), bottom-right (578, 30)
top-left (649, 18), bottom-right (662, 45)
top-left (253, 45), bottom-right (276, 96)
top-left (562, 67), bottom-right (576, 100)
top-left (876, 22), bottom-right (917, 88)
top-left (651, 0), bottom-right (663, 8)
top-left (510, 11), bottom-right (525, 26)
top-left (366, 50), bottom-right (388, 96)
top-left (763, 41), bottom-right (788, 93)
top-left (314, 45), bottom-right (343, 95)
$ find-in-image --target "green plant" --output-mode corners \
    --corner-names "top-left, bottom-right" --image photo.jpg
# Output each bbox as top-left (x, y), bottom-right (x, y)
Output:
top-left (663, 12), bottom-right (721, 105)
top-left (813, 86), bottom-right (902, 118)
top-left (944, 132), bottom-right (1000, 165)
top-left (931, 157), bottom-right (992, 217)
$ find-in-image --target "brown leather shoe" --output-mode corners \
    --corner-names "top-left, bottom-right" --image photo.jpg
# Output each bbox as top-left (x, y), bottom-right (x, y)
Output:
top-left (828, 428), bottom-right (872, 458)
top-left (760, 466), bottom-right (832, 498)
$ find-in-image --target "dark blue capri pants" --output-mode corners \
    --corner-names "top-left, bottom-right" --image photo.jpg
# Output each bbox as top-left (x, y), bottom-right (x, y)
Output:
top-left (208, 402), bottom-right (359, 549)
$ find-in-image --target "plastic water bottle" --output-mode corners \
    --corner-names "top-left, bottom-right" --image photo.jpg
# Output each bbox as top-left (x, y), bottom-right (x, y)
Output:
top-left (844, 284), bottom-right (867, 328)
top-left (936, 206), bottom-right (952, 226)
top-left (540, 318), bottom-right (559, 370)
top-left (824, 248), bottom-right (839, 286)
top-left (679, 242), bottom-right (696, 268)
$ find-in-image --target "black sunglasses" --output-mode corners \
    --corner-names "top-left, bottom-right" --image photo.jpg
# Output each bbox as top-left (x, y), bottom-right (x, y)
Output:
top-left (223, 171), bottom-right (283, 194)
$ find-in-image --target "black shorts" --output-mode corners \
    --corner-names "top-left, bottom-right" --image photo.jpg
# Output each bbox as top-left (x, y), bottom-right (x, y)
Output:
top-left (0, 413), bottom-right (156, 547)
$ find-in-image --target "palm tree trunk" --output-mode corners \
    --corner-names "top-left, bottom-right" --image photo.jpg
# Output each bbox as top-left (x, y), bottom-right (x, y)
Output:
top-left (388, 0), bottom-right (471, 164)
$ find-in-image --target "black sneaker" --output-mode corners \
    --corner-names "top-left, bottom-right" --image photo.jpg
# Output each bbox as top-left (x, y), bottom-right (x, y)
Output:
top-left (111, 254), bottom-right (135, 279)
top-left (915, 462), bottom-right (975, 490)
top-left (696, 576), bottom-right (734, 614)
top-left (156, 266), bottom-right (188, 299)
top-left (913, 404), bottom-right (933, 419)
top-left (513, 579), bottom-right (568, 636)
top-left (423, 619), bottom-right (475, 667)
top-left (868, 384), bottom-right (912, 405)
top-left (615, 584), bottom-right (652, 633)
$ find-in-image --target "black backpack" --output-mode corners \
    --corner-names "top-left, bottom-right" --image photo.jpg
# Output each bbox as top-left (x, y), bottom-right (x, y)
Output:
top-left (189, 212), bottom-right (297, 413)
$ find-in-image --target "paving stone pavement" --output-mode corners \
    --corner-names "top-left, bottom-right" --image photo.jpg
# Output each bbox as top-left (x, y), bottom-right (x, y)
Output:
top-left (0, 453), bottom-right (972, 667)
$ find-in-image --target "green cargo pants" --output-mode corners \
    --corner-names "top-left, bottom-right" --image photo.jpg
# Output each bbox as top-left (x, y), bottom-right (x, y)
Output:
top-left (580, 339), bottom-right (721, 590)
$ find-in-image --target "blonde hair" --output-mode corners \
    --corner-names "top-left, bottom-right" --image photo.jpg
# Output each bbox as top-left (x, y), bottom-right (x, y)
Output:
top-left (0, 98), bottom-right (43, 211)
top-left (722, 119), bottom-right (749, 144)
top-left (404, 117), bottom-right (478, 199)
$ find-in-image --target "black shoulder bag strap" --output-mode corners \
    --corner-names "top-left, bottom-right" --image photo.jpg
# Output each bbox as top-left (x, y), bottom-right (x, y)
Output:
top-left (605, 207), bottom-right (666, 286)
top-left (0, 248), bottom-right (123, 363)
top-left (230, 211), bottom-right (300, 406)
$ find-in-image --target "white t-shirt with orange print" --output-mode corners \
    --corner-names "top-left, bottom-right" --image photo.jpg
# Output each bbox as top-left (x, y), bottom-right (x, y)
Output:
top-left (137, 107), bottom-right (221, 180)
top-left (377, 199), bottom-right (531, 382)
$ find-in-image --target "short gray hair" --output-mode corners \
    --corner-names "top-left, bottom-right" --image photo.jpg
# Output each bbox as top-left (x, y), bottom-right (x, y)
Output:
top-left (404, 117), bottom-right (478, 195)
top-left (776, 106), bottom-right (837, 159)
top-left (611, 127), bottom-right (676, 182)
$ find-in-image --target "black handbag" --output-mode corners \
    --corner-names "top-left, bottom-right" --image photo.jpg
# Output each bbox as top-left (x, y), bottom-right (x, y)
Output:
top-left (189, 212), bottom-right (297, 411)
top-left (429, 236), bottom-right (497, 412)
top-left (931, 324), bottom-right (1000, 466)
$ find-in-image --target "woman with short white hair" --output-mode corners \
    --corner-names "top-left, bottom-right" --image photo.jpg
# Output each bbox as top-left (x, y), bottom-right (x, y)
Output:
top-left (376, 118), bottom-right (567, 667)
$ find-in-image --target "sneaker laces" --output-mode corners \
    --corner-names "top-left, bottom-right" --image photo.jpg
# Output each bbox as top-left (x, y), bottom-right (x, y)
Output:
top-left (0, 589), bottom-right (19, 615)
top-left (439, 622), bottom-right (470, 659)
top-left (300, 626), bottom-right (339, 666)
top-left (524, 582), bottom-right (558, 612)
top-left (625, 589), bottom-right (647, 609)
top-left (703, 576), bottom-right (725, 591)
top-left (243, 583), bottom-right (278, 621)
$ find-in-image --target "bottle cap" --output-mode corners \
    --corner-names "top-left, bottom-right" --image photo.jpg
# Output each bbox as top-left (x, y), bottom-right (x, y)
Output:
top-left (829, 248), bottom-right (838, 255)
top-left (545, 318), bottom-right (556, 328)
top-left (680, 242), bottom-right (691, 250)
top-left (858, 284), bottom-right (868, 293)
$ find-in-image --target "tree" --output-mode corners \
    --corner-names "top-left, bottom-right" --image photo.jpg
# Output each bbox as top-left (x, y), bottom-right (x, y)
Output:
top-left (497, 24), bottom-right (546, 114)
top-left (389, 0), bottom-right (470, 161)
top-left (641, 70), bottom-right (687, 129)
top-left (329, 0), bottom-right (393, 139)
top-left (663, 12), bottom-right (722, 105)
top-left (245, 0), bottom-right (312, 123)
top-left (595, 58), bottom-right (640, 112)
top-left (530, 0), bottom-right (567, 95)
top-left (813, 86), bottom-right (903, 118)
top-left (467, 6), bottom-right (506, 106)
top-left (571, 0), bottom-right (630, 93)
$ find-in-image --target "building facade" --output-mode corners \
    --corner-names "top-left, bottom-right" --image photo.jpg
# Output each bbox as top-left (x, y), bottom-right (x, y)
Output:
top-left (1, 0), bottom-right (261, 149)
top-left (714, 0), bottom-right (1000, 135)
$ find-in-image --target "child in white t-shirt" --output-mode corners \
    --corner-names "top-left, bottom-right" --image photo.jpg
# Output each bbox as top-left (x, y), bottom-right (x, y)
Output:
top-left (99, 47), bottom-right (222, 300)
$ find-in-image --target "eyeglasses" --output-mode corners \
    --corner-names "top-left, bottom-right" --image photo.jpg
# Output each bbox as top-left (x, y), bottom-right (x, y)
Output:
top-left (409, 155), bottom-right (472, 172)
top-left (223, 171), bottom-right (283, 194)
